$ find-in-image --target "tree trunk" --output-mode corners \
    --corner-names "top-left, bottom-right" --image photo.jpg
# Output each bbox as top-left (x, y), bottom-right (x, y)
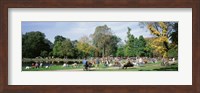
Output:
top-left (163, 41), bottom-right (169, 51)
top-left (103, 45), bottom-right (105, 57)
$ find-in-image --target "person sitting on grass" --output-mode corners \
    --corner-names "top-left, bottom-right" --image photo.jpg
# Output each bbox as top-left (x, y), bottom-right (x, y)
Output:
top-left (138, 57), bottom-right (144, 66)
top-left (161, 57), bottom-right (169, 66)
top-left (62, 63), bottom-right (67, 67)
top-left (31, 63), bottom-right (35, 69)
top-left (151, 58), bottom-right (157, 63)
top-left (39, 62), bottom-right (43, 68)
top-left (122, 59), bottom-right (134, 69)
top-left (72, 63), bottom-right (78, 68)
top-left (35, 62), bottom-right (39, 69)
top-left (172, 58), bottom-right (175, 63)
top-left (104, 58), bottom-right (109, 67)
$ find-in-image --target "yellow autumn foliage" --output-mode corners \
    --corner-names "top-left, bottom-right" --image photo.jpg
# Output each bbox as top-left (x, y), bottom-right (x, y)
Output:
top-left (148, 22), bottom-right (169, 58)
top-left (76, 36), bottom-right (97, 56)
top-left (159, 22), bottom-right (167, 30)
top-left (148, 24), bottom-right (161, 36)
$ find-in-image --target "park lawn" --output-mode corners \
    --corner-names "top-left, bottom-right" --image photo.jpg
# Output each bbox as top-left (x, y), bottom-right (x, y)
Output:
top-left (95, 62), bottom-right (178, 71)
top-left (22, 61), bottom-right (178, 71)
top-left (22, 64), bottom-right (84, 71)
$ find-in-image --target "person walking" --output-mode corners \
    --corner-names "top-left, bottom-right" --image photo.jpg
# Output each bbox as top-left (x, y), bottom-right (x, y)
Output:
top-left (82, 58), bottom-right (88, 71)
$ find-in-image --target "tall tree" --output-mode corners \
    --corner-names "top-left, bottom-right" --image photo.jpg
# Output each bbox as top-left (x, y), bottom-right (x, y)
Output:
top-left (53, 41), bottom-right (62, 57)
top-left (92, 25), bottom-right (113, 57)
top-left (116, 43), bottom-right (125, 57)
top-left (61, 39), bottom-right (74, 58)
top-left (22, 31), bottom-right (51, 58)
top-left (137, 36), bottom-right (146, 56)
top-left (124, 27), bottom-right (135, 57)
top-left (139, 22), bottom-right (178, 58)
top-left (105, 35), bottom-right (121, 56)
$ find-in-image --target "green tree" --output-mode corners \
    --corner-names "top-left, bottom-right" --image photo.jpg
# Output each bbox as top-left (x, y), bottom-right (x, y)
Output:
top-left (71, 40), bottom-right (83, 59)
top-left (105, 35), bottom-right (121, 56)
top-left (22, 31), bottom-right (51, 58)
top-left (53, 41), bottom-right (63, 57)
top-left (168, 23), bottom-right (178, 58)
top-left (168, 44), bottom-right (178, 58)
top-left (144, 38), bottom-right (154, 57)
top-left (137, 36), bottom-right (146, 56)
top-left (124, 28), bottom-right (150, 57)
top-left (77, 36), bottom-right (95, 57)
top-left (116, 42), bottom-right (125, 57)
top-left (54, 35), bottom-right (66, 44)
top-left (52, 35), bottom-right (67, 58)
top-left (61, 39), bottom-right (74, 58)
top-left (40, 51), bottom-right (48, 57)
top-left (92, 25), bottom-right (120, 57)
top-left (124, 27), bottom-right (135, 57)
top-left (52, 38), bottom-right (74, 58)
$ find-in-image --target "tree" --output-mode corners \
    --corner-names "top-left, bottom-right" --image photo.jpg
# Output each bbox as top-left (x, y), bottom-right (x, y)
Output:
top-left (77, 36), bottom-right (96, 57)
top-left (44, 39), bottom-right (53, 50)
top-left (134, 36), bottom-right (147, 57)
top-left (53, 41), bottom-right (63, 57)
top-left (52, 38), bottom-right (74, 58)
top-left (144, 37), bottom-right (155, 57)
top-left (22, 31), bottom-right (51, 58)
top-left (105, 35), bottom-right (121, 56)
top-left (168, 44), bottom-right (178, 58)
top-left (92, 25), bottom-right (118, 57)
top-left (61, 39), bottom-right (74, 58)
top-left (54, 35), bottom-right (66, 44)
top-left (116, 42), bottom-right (125, 57)
top-left (168, 23), bottom-right (178, 59)
top-left (52, 35), bottom-right (66, 57)
top-left (169, 23), bottom-right (178, 45)
top-left (124, 27), bottom-right (151, 57)
top-left (71, 40), bottom-right (83, 59)
top-left (124, 27), bottom-right (135, 57)
top-left (40, 51), bottom-right (48, 57)
top-left (139, 22), bottom-right (178, 58)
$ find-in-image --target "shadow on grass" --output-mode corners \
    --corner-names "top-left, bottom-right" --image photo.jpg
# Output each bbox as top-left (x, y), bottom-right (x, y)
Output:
top-left (152, 66), bottom-right (178, 71)
top-left (153, 63), bottom-right (178, 71)
top-left (138, 69), bottom-right (152, 71)
top-left (138, 66), bottom-right (178, 71)
top-left (138, 64), bottom-right (178, 71)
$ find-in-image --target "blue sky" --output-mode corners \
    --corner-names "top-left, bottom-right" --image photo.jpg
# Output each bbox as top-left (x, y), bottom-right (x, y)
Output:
top-left (22, 22), bottom-right (153, 43)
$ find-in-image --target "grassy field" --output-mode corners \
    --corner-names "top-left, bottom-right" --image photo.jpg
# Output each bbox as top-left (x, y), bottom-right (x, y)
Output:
top-left (22, 61), bottom-right (178, 71)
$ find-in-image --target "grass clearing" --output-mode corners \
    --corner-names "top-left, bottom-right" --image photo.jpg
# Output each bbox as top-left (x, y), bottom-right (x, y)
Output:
top-left (22, 61), bottom-right (178, 71)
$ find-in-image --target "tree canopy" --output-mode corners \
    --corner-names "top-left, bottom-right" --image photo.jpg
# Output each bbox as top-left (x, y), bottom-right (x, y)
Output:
top-left (91, 25), bottom-right (120, 57)
top-left (22, 31), bottom-right (51, 58)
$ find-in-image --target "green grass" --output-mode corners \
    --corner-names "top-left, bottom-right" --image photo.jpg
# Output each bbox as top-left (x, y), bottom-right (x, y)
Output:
top-left (92, 62), bottom-right (178, 71)
top-left (22, 64), bottom-right (84, 71)
top-left (22, 62), bottom-right (178, 71)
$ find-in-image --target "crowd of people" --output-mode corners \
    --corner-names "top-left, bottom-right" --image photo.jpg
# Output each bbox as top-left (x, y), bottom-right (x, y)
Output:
top-left (24, 56), bottom-right (176, 70)
top-left (25, 62), bottom-right (51, 69)
top-left (81, 56), bottom-right (177, 71)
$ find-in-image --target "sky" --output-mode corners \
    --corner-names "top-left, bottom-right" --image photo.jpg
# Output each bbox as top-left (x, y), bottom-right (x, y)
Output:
top-left (22, 22), bottom-right (153, 43)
